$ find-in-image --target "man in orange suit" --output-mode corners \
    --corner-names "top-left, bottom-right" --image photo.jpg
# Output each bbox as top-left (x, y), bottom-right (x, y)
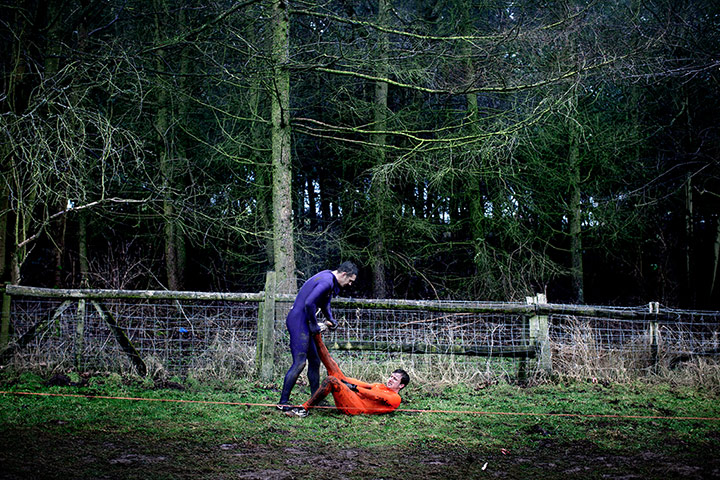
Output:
top-left (284, 332), bottom-right (409, 417)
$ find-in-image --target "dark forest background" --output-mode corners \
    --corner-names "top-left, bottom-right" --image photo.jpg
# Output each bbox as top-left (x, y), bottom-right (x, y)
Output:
top-left (1, 0), bottom-right (718, 308)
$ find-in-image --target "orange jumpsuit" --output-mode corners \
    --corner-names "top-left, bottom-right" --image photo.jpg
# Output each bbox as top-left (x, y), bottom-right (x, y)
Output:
top-left (301, 334), bottom-right (401, 415)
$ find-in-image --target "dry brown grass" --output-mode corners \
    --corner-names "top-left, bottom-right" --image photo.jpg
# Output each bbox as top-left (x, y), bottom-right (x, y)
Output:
top-left (6, 317), bottom-right (719, 393)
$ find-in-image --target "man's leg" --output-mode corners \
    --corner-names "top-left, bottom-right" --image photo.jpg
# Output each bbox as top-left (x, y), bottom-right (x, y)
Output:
top-left (306, 336), bottom-right (321, 396)
top-left (301, 376), bottom-right (335, 409)
top-left (278, 324), bottom-right (311, 406)
top-left (301, 376), bottom-right (365, 415)
top-left (312, 333), bottom-right (345, 379)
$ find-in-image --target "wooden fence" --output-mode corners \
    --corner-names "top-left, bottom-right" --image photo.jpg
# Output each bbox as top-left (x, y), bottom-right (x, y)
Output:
top-left (1, 273), bottom-right (718, 383)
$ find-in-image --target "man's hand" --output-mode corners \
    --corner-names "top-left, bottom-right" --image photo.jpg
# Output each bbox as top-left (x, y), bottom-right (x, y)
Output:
top-left (317, 320), bottom-right (336, 333)
top-left (341, 379), bottom-right (358, 391)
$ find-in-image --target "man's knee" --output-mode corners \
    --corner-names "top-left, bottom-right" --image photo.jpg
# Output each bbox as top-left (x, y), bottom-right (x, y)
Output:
top-left (322, 376), bottom-right (340, 386)
top-left (288, 358), bottom-right (307, 374)
top-left (322, 376), bottom-right (343, 390)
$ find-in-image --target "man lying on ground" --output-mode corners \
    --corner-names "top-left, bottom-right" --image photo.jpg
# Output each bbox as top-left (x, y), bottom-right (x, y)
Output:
top-left (284, 331), bottom-right (409, 417)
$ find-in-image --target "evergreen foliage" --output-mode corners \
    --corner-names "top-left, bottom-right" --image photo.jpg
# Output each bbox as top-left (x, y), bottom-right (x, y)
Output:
top-left (1, 0), bottom-right (718, 307)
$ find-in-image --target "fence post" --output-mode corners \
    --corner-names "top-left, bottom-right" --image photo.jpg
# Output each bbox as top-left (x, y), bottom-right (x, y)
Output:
top-left (256, 271), bottom-right (277, 382)
top-left (524, 294), bottom-right (552, 376)
top-left (75, 299), bottom-right (86, 369)
top-left (1, 285), bottom-right (10, 351)
top-left (648, 301), bottom-right (660, 368)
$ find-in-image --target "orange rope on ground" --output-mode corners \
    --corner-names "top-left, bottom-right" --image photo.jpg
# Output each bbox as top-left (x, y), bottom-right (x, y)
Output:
top-left (2, 390), bottom-right (719, 422)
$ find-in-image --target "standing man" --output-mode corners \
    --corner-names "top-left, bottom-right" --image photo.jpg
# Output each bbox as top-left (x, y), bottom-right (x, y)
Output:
top-left (277, 261), bottom-right (358, 411)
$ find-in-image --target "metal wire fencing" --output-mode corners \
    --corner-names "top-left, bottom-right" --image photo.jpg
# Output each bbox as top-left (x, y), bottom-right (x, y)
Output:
top-left (310, 305), bottom-right (534, 385)
top-left (1, 286), bottom-right (719, 386)
top-left (3, 296), bottom-right (259, 377)
top-left (548, 306), bottom-right (720, 381)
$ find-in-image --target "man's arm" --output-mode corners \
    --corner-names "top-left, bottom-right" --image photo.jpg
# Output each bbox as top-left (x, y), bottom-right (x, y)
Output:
top-left (353, 385), bottom-right (401, 409)
top-left (303, 280), bottom-right (332, 333)
top-left (319, 304), bottom-right (337, 329)
top-left (340, 376), bottom-right (373, 389)
top-left (340, 379), bottom-right (358, 391)
top-left (317, 287), bottom-right (337, 329)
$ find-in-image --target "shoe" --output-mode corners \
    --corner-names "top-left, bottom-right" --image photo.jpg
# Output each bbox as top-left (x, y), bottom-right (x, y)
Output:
top-left (276, 404), bottom-right (292, 412)
top-left (284, 407), bottom-right (309, 418)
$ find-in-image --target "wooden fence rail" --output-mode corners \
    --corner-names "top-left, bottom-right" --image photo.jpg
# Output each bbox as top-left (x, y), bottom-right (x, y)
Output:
top-left (0, 275), bottom-right (712, 382)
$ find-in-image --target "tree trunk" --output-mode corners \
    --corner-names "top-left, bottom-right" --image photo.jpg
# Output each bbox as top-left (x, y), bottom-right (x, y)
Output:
top-left (684, 172), bottom-right (693, 304)
top-left (307, 176), bottom-right (318, 230)
top-left (46, 7), bottom-right (66, 288)
top-left (319, 175), bottom-right (332, 225)
top-left (6, 5), bottom-right (33, 285)
top-left (568, 97), bottom-right (584, 304)
top-left (270, 0), bottom-right (297, 294)
top-left (243, 17), bottom-right (273, 267)
top-left (711, 215), bottom-right (720, 299)
top-left (8, 151), bottom-right (34, 285)
top-left (78, 211), bottom-right (89, 287)
top-left (680, 90), bottom-right (694, 307)
top-left (371, 0), bottom-right (390, 298)
top-left (53, 212), bottom-right (66, 287)
top-left (0, 181), bottom-right (8, 282)
top-left (154, 0), bottom-right (185, 291)
top-left (464, 29), bottom-right (486, 298)
top-left (173, 8), bottom-right (189, 290)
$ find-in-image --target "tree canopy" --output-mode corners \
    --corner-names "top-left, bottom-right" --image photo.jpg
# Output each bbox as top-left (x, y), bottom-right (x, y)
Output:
top-left (2, 0), bottom-right (718, 308)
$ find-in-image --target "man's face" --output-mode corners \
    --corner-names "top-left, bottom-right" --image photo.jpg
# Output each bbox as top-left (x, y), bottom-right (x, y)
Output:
top-left (386, 372), bottom-right (405, 392)
top-left (337, 272), bottom-right (356, 288)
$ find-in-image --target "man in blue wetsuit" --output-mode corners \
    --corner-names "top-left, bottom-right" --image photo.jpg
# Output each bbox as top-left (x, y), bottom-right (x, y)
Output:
top-left (277, 261), bottom-right (358, 412)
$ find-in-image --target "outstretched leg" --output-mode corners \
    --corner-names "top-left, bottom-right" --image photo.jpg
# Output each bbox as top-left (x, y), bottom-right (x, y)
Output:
top-left (297, 336), bottom-right (368, 415)
top-left (311, 333), bottom-right (345, 379)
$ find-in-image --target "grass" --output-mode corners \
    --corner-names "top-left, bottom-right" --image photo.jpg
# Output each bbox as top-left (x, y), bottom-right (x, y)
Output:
top-left (1, 369), bottom-right (719, 479)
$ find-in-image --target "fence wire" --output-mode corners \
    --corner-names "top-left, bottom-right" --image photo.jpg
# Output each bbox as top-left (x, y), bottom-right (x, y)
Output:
top-left (3, 294), bottom-right (719, 385)
top-left (315, 307), bottom-right (531, 383)
top-left (6, 297), bottom-right (258, 377)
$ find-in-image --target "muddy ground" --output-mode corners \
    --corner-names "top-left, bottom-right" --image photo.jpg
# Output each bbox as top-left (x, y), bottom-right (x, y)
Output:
top-left (1, 426), bottom-right (718, 479)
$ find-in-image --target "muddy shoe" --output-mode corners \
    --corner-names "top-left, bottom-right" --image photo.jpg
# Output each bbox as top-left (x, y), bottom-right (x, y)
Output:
top-left (284, 407), bottom-right (309, 418)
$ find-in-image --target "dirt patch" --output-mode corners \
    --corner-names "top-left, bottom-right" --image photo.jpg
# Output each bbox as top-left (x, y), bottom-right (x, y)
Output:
top-left (215, 438), bottom-right (719, 480)
top-left (235, 469), bottom-right (294, 480)
top-left (1, 426), bottom-right (718, 479)
top-left (109, 453), bottom-right (168, 465)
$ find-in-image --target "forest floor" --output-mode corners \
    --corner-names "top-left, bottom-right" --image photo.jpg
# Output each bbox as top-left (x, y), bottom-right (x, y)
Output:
top-left (1, 372), bottom-right (719, 479)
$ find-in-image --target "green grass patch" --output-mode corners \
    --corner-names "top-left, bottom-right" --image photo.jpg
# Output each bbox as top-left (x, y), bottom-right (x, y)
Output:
top-left (1, 371), bottom-right (719, 479)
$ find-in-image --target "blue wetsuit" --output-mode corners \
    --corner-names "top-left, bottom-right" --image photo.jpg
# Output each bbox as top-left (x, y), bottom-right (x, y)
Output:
top-left (278, 270), bottom-right (340, 405)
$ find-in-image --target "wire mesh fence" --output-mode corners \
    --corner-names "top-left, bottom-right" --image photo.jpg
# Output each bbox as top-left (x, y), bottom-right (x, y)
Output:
top-left (1, 286), bottom-right (719, 386)
top-left (310, 306), bottom-right (534, 384)
top-left (548, 307), bottom-right (720, 380)
top-left (4, 296), bottom-right (259, 377)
